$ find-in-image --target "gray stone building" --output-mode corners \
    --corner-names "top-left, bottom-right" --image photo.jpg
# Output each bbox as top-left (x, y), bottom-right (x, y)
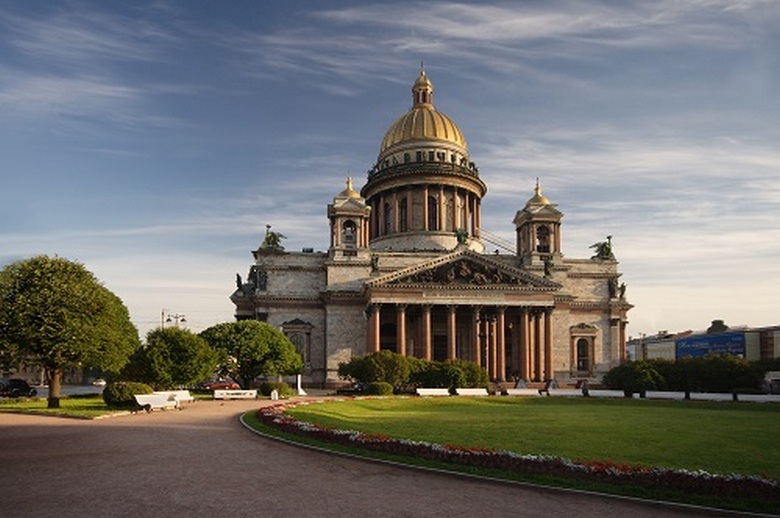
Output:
top-left (231, 70), bottom-right (632, 388)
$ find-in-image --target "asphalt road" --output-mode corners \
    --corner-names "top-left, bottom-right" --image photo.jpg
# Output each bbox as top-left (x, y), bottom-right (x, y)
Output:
top-left (0, 398), bottom-right (750, 518)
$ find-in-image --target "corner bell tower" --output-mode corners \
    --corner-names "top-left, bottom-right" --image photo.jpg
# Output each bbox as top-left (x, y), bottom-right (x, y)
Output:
top-left (328, 177), bottom-right (371, 260)
top-left (513, 180), bottom-right (563, 266)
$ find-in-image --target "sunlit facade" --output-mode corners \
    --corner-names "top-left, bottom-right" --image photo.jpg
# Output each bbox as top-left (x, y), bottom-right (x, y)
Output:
top-left (231, 71), bottom-right (632, 387)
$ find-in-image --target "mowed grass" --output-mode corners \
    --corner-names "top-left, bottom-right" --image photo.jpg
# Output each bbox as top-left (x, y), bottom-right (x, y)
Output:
top-left (0, 396), bottom-right (123, 419)
top-left (286, 397), bottom-right (780, 480)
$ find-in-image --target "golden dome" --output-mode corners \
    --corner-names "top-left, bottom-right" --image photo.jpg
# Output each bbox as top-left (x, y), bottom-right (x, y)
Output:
top-left (337, 177), bottom-right (361, 199)
top-left (526, 179), bottom-right (551, 206)
top-left (379, 70), bottom-right (467, 156)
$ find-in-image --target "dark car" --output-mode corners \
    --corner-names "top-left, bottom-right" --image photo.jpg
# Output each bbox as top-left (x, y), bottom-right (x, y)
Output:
top-left (0, 378), bottom-right (38, 398)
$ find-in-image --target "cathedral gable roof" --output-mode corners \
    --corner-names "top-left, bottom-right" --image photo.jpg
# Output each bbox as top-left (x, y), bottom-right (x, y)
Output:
top-left (365, 249), bottom-right (560, 290)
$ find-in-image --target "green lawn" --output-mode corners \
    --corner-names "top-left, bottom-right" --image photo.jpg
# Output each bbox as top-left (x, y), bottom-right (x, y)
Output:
top-left (286, 397), bottom-right (780, 480)
top-left (0, 396), bottom-right (125, 419)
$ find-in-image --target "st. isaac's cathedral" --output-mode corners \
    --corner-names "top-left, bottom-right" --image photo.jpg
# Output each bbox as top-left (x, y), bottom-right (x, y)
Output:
top-left (231, 70), bottom-right (632, 388)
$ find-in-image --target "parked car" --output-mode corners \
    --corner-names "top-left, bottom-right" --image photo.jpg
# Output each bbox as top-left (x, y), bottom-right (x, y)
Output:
top-left (92, 378), bottom-right (107, 386)
top-left (0, 378), bottom-right (38, 398)
top-left (201, 380), bottom-right (240, 390)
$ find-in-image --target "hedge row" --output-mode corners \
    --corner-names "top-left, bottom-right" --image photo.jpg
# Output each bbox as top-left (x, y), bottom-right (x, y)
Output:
top-left (338, 350), bottom-right (489, 391)
top-left (603, 355), bottom-right (771, 395)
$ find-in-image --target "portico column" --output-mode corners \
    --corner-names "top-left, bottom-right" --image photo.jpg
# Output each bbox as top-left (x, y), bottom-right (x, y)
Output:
top-left (544, 308), bottom-right (553, 381)
top-left (520, 309), bottom-right (530, 381)
top-left (488, 315), bottom-right (497, 379)
top-left (533, 311), bottom-right (542, 381)
top-left (510, 311), bottom-right (520, 378)
top-left (396, 305), bottom-right (407, 356)
top-left (447, 305), bottom-right (457, 360)
top-left (368, 304), bottom-right (381, 354)
top-left (620, 320), bottom-right (627, 362)
top-left (422, 305), bottom-right (432, 361)
top-left (472, 307), bottom-right (481, 365)
top-left (496, 307), bottom-right (506, 382)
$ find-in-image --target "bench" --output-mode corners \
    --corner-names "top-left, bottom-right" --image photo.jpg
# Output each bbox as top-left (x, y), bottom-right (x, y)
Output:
top-left (213, 389), bottom-right (257, 400)
top-left (735, 394), bottom-right (780, 403)
top-left (134, 393), bottom-right (179, 412)
top-left (504, 388), bottom-right (542, 397)
top-left (454, 388), bottom-right (489, 396)
top-left (586, 389), bottom-right (626, 398)
top-left (547, 389), bottom-right (582, 397)
top-left (416, 388), bottom-right (451, 397)
top-left (154, 390), bottom-right (195, 405)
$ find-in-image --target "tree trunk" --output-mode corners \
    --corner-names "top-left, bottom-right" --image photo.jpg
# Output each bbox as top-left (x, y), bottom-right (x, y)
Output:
top-left (47, 368), bottom-right (62, 409)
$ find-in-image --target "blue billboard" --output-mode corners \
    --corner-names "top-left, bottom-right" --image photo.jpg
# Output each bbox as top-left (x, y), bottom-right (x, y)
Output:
top-left (676, 333), bottom-right (746, 359)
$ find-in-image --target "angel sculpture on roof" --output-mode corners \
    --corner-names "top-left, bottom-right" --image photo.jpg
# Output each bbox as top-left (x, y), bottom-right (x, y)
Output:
top-left (260, 225), bottom-right (286, 252)
top-left (590, 235), bottom-right (616, 261)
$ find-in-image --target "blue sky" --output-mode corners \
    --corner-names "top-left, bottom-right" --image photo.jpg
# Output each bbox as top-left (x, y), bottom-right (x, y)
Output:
top-left (1, 0), bottom-right (779, 340)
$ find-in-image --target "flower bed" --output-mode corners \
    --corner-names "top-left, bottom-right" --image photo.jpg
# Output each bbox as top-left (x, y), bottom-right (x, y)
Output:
top-left (257, 401), bottom-right (780, 501)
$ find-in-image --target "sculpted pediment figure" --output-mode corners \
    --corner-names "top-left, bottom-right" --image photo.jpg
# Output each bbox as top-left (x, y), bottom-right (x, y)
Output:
top-left (367, 250), bottom-right (559, 290)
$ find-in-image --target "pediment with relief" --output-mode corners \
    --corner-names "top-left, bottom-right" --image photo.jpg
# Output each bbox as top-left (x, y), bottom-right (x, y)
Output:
top-left (366, 250), bottom-right (559, 290)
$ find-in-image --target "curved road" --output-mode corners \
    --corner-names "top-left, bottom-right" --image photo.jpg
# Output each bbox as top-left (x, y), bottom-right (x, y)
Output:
top-left (0, 398), bottom-right (746, 517)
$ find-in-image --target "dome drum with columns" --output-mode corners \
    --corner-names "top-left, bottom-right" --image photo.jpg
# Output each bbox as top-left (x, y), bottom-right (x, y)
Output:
top-left (362, 70), bottom-right (486, 253)
top-left (231, 70), bottom-right (631, 388)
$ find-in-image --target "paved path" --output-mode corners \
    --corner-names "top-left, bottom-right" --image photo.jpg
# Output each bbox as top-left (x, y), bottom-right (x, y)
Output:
top-left (0, 399), bottom-right (746, 517)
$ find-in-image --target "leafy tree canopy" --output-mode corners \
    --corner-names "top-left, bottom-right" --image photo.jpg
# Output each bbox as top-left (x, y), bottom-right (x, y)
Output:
top-left (0, 256), bottom-right (140, 406)
top-left (123, 327), bottom-right (217, 390)
top-left (200, 320), bottom-right (302, 389)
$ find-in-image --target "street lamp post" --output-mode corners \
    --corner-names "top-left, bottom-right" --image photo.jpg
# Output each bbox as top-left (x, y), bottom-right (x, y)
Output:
top-left (161, 309), bottom-right (186, 329)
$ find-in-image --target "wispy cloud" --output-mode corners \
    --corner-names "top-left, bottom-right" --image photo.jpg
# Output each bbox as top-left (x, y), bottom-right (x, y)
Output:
top-left (0, 6), bottom-right (178, 67)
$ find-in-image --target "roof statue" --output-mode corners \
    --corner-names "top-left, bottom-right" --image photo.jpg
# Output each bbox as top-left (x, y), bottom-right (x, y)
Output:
top-left (259, 225), bottom-right (286, 252)
top-left (590, 235), bottom-right (616, 261)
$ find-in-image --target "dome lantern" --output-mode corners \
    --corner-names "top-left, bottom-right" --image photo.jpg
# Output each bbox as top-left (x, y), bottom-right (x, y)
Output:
top-left (412, 68), bottom-right (434, 107)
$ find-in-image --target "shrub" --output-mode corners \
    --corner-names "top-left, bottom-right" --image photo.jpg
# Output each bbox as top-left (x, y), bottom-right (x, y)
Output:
top-left (258, 381), bottom-right (295, 398)
top-left (451, 358), bottom-right (489, 388)
top-left (647, 355), bottom-right (764, 394)
top-left (339, 353), bottom-right (486, 392)
top-left (338, 351), bottom-right (411, 387)
top-left (102, 381), bottom-right (153, 408)
top-left (364, 381), bottom-right (394, 395)
top-left (602, 361), bottom-right (664, 396)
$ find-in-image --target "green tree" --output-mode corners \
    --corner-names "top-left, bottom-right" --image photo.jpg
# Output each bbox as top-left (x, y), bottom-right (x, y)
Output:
top-left (603, 361), bottom-right (664, 397)
top-left (200, 321), bottom-right (302, 389)
top-left (0, 256), bottom-right (140, 408)
top-left (123, 327), bottom-right (217, 389)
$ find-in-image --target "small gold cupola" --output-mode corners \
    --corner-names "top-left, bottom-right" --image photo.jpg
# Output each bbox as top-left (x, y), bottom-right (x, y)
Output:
top-left (514, 180), bottom-right (564, 266)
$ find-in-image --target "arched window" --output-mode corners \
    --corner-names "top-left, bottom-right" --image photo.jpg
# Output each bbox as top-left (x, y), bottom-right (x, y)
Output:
top-left (576, 338), bottom-right (590, 372)
top-left (384, 202), bottom-right (393, 234)
top-left (342, 220), bottom-right (356, 247)
top-left (536, 225), bottom-right (550, 253)
top-left (399, 199), bottom-right (407, 232)
top-left (427, 196), bottom-right (438, 230)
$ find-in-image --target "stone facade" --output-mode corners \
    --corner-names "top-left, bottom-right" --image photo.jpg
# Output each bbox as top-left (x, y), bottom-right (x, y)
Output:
top-left (231, 71), bottom-right (631, 387)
